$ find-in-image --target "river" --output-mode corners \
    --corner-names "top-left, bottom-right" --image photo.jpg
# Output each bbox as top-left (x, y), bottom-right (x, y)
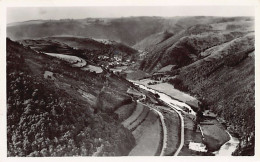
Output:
top-left (213, 131), bottom-right (239, 156)
top-left (131, 81), bottom-right (239, 156)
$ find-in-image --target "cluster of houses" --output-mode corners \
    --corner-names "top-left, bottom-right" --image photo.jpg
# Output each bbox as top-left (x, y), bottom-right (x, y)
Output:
top-left (96, 54), bottom-right (134, 70)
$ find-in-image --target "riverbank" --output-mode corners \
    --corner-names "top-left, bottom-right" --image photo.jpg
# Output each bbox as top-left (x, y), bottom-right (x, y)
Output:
top-left (132, 79), bottom-right (235, 155)
top-left (133, 79), bottom-right (199, 109)
top-left (200, 119), bottom-right (230, 152)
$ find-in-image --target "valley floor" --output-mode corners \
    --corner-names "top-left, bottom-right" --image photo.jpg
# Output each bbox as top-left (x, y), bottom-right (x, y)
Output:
top-left (129, 78), bottom-right (232, 155)
top-left (133, 79), bottom-right (199, 108)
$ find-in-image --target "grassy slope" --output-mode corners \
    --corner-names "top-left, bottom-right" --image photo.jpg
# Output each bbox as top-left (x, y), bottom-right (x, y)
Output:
top-left (122, 103), bottom-right (144, 127)
top-left (46, 36), bottom-right (108, 50)
top-left (128, 119), bottom-right (161, 156)
top-left (133, 30), bottom-right (174, 50)
top-left (45, 36), bottom-right (137, 55)
top-left (170, 33), bottom-right (255, 155)
top-left (19, 39), bottom-right (76, 55)
top-left (19, 37), bottom-right (137, 63)
top-left (114, 102), bottom-right (137, 121)
top-left (96, 87), bottom-right (132, 113)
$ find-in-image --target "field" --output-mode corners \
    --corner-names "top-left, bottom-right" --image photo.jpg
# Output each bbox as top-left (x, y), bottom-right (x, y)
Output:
top-left (114, 102), bottom-right (137, 121)
top-left (127, 105), bottom-right (150, 131)
top-left (81, 65), bottom-right (103, 73)
top-left (45, 53), bottom-right (86, 67)
top-left (200, 120), bottom-right (230, 151)
top-left (126, 70), bottom-right (150, 80)
top-left (122, 103), bottom-right (145, 128)
top-left (128, 118), bottom-right (161, 156)
top-left (136, 80), bottom-right (198, 108)
top-left (132, 110), bottom-right (159, 141)
top-left (122, 102), bottom-right (164, 156)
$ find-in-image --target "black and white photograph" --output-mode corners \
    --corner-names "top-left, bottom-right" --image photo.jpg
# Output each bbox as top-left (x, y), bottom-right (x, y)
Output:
top-left (0, 0), bottom-right (259, 160)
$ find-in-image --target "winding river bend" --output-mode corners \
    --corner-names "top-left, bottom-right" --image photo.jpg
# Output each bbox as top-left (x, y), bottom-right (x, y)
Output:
top-left (213, 132), bottom-right (239, 156)
top-left (131, 81), bottom-right (239, 156)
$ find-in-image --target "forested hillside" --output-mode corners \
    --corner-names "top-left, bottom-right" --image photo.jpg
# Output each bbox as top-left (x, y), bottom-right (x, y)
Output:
top-left (134, 16), bottom-right (255, 155)
top-left (138, 17), bottom-right (253, 72)
top-left (169, 33), bottom-right (255, 155)
top-left (7, 38), bottom-right (135, 156)
top-left (19, 37), bottom-right (138, 66)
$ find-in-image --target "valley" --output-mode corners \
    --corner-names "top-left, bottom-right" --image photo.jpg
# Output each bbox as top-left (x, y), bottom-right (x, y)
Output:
top-left (6, 16), bottom-right (255, 156)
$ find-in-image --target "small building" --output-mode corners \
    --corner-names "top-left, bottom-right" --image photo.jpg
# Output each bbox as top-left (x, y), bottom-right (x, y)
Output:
top-left (44, 71), bottom-right (55, 80)
top-left (203, 110), bottom-right (217, 118)
top-left (189, 142), bottom-right (207, 152)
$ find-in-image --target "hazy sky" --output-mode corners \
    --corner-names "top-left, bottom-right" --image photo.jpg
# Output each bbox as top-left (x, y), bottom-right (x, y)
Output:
top-left (7, 6), bottom-right (255, 24)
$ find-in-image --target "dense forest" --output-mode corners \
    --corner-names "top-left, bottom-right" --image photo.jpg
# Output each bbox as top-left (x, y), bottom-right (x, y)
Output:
top-left (169, 35), bottom-right (255, 155)
top-left (7, 38), bottom-right (135, 156)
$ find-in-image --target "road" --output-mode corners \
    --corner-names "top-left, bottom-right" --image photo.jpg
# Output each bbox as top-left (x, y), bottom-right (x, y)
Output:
top-left (132, 83), bottom-right (186, 156)
top-left (127, 102), bottom-right (162, 156)
top-left (145, 104), bottom-right (168, 156)
top-left (163, 102), bottom-right (184, 156)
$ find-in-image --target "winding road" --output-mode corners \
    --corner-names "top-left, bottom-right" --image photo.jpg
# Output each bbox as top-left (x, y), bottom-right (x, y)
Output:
top-left (130, 82), bottom-right (188, 156)
top-left (147, 105), bottom-right (168, 156)
top-left (163, 102), bottom-right (184, 156)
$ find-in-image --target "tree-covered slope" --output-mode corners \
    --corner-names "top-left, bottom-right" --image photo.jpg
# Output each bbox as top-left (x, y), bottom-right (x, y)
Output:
top-left (19, 37), bottom-right (138, 64)
top-left (169, 33), bottom-right (255, 155)
top-left (7, 38), bottom-right (135, 156)
top-left (138, 18), bottom-right (253, 72)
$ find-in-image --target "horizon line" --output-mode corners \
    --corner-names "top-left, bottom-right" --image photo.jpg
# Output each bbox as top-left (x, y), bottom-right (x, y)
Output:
top-left (7, 15), bottom-right (254, 25)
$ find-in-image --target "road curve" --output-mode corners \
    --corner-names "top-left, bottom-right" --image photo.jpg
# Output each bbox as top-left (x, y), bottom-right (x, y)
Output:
top-left (164, 102), bottom-right (184, 156)
top-left (138, 102), bottom-right (167, 156)
top-left (134, 83), bottom-right (185, 156)
top-left (151, 107), bottom-right (168, 156)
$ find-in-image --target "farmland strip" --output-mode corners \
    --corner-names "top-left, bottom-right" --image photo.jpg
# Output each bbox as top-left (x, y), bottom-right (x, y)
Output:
top-left (128, 107), bottom-right (150, 131)
top-left (122, 103), bottom-right (144, 127)
top-left (132, 110), bottom-right (159, 142)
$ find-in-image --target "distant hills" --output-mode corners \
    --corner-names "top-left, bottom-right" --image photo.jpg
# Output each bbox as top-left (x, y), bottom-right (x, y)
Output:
top-left (7, 16), bottom-right (252, 46)
top-left (136, 17), bottom-right (253, 72)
